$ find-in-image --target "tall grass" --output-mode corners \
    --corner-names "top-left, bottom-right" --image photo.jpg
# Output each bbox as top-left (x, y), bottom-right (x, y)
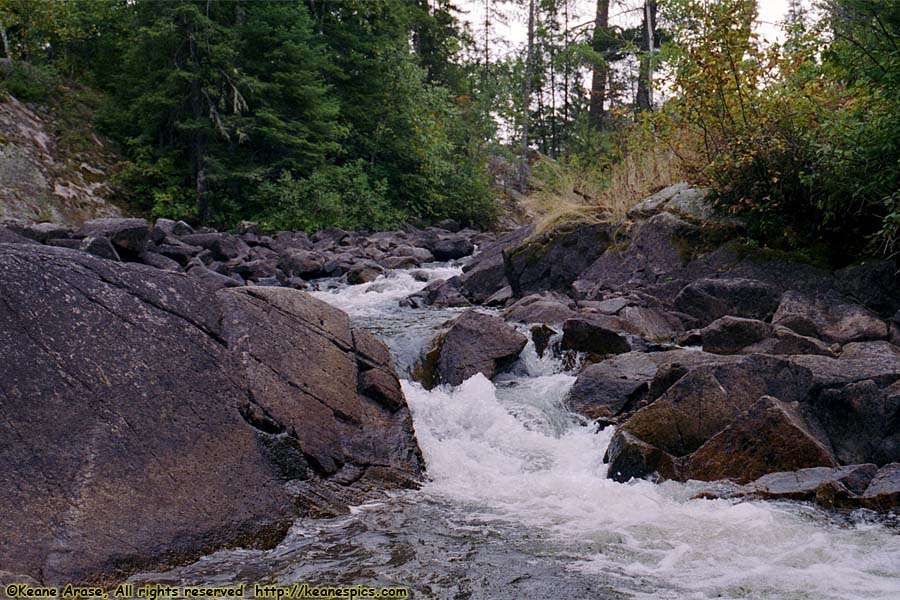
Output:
top-left (525, 133), bottom-right (687, 236)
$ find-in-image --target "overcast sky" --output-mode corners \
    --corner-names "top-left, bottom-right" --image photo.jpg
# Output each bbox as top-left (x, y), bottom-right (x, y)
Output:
top-left (459, 0), bottom-right (793, 56)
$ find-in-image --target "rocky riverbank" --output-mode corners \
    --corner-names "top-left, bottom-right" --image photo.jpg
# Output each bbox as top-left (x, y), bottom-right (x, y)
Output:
top-left (0, 222), bottom-right (427, 585)
top-left (405, 184), bottom-right (900, 513)
top-left (3, 182), bottom-right (900, 585)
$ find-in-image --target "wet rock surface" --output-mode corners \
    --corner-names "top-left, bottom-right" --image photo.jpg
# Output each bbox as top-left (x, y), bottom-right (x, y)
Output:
top-left (0, 244), bottom-right (422, 585)
top-left (5, 179), bottom-right (900, 588)
top-left (416, 310), bottom-right (528, 388)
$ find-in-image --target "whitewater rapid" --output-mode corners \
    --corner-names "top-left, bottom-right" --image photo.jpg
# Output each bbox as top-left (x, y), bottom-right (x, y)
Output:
top-left (311, 263), bottom-right (900, 599)
top-left (134, 261), bottom-right (900, 599)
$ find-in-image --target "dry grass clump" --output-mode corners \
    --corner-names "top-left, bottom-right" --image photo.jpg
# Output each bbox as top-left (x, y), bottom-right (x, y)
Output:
top-left (525, 139), bottom-right (688, 236)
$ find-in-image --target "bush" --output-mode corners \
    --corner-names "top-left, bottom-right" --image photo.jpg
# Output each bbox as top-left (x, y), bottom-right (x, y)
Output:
top-left (656, 0), bottom-right (900, 263)
top-left (252, 162), bottom-right (404, 233)
top-left (0, 61), bottom-right (60, 103)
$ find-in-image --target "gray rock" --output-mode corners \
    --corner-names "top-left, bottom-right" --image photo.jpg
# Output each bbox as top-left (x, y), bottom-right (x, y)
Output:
top-left (674, 277), bottom-right (781, 326)
top-left (789, 341), bottom-right (900, 389)
top-left (156, 239), bottom-right (203, 265)
top-left (279, 249), bottom-right (328, 279)
top-left (561, 316), bottom-right (631, 356)
top-left (78, 217), bottom-right (149, 255)
top-left (380, 255), bottom-right (421, 270)
top-left (699, 316), bottom-right (835, 356)
top-left (179, 232), bottom-right (250, 262)
top-left (0, 244), bottom-right (422, 584)
top-left (402, 277), bottom-right (471, 308)
top-left (862, 463), bottom-right (900, 510)
top-left (430, 236), bottom-right (475, 261)
top-left (234, 258), bottom-right (279, 281)
top-left (484, 285), bottom-right (514, 307)
top-left (80, 236), bottom-right (121, 261)
top-left (9, 221), bottom-right (73, 243)
top-left (458, 226), bottom-right (532, 304)
top-left (502, 293), bottom-right (577, 324)
top-left (747, 464), bottom-right (879, 500)
top-left (504, 222), bottom-right (613, 297)
top-left (773, 289), bottom-right (888, 344)
top-left (606, 355), bottom-right (819, 483)
top-left (807, 378), bottom-right (900, 465)
top-left (619, 306), bottom-right (684, 341)
top-left (138, 250), bottom-right (181, 271)
top-left (187, 265), bottom-right (244, 290)
top-left (684, 395), bottom-right (837, 484)
top-left (0, 226), bottom-right (39, 244)
top-left (627, 183), bottom-right (714, 221)
top-left (566, 350), bottom-right (734, 423)
top-left (419, 311), bottom-right (527, 388)
top-left (347, 263), bottom-right (384, 285)
top-left (582, 297), bottom-right (629, 315)
top-left (150, 218), bottom-right (176, 243)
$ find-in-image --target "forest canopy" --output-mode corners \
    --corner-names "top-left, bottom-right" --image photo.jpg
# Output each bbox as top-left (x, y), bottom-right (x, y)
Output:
top-left (0, 0), bottom-right (898, 264)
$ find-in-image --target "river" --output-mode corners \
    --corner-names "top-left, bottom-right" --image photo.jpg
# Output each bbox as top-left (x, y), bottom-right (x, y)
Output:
top-left (133, 260), bottom-right (900, 599)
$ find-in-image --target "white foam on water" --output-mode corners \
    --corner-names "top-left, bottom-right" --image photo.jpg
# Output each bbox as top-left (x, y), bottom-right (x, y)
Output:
top-left (308, 264), bottom-right (463, 319)
top-left (402, 375), bottom-right (900, 600)
top-left (310, 260), bottom-right (900, 600)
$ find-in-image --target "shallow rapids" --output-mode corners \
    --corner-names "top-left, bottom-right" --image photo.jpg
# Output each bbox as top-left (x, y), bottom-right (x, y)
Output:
top-left (136, 261), bottom-right (900, 599)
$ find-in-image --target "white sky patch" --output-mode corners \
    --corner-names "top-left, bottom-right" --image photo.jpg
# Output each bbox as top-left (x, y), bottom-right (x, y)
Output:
top-left (459, 0), bottom-right (792, 58)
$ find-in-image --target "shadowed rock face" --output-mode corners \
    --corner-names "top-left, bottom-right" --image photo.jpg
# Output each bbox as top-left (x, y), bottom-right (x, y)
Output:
top-left (416, 310), bottom-right (528, 389)
top-left (0, 244), bottom-right (422, 585)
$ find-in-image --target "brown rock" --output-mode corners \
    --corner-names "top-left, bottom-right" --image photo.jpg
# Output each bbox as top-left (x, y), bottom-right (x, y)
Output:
top-left (684, 396), bottom-right (838, 483)
top-left (426, 310), bottom-right (527, 387)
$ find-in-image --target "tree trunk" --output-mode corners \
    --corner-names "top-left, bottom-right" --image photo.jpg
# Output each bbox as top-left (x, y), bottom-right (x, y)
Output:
top-left (0, 20), bottom-right (10, 61)
top-left (636, 0), bottom-right (657, 113)
top-left (188, 23), bottom-right (210, 224)
top-left (588, 0), bottom-right (610, 130)
top-left (519, 0), bottom-right (535, 193)
top-left (563, 0), bottom-right (569, 136)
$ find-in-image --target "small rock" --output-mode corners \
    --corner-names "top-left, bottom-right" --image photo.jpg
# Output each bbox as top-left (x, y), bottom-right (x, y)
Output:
top-left (430, 237), bottom-right (475, 261)
top-left (78, 218), bottom-right (149, 255)
top-left (561, 316), bottom-right (631, 356)
top-left (347, 263), bottom-right (384, 285)
top-left (862, 463), bottom-right (900, 510)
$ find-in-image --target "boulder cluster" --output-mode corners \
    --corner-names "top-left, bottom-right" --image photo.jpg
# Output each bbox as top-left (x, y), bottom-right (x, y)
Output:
top-left (407, 184), bottom-right (900, 513)
top-left (0, 216), bottom-right (482, 290)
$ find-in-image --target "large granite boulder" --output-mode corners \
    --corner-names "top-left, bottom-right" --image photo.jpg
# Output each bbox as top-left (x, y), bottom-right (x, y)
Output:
top-left (504, 222), bottom-right (613, 297)
top-left (572, 212), bottom-right (738, 301)
top-left (458, 226), bottom-right (532, 304)
top-left (415, 311), bottom-right (527, 388)
top-left (0, 244), bottom-right (422, 585)
top-left (605, 355), bottom-right (827, 483)
top-left (683, 395), bottom-right (838, 484)
top-left (699, 316), bottom-right (835, 356)
top-left (673, 277), bottom-right (781, 326)
top-left (566, 350), bottom-right (736, 423)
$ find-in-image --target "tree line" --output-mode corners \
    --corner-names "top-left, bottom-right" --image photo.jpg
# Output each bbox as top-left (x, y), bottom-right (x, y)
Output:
top-left (0, 0), bottom-right (898, 265)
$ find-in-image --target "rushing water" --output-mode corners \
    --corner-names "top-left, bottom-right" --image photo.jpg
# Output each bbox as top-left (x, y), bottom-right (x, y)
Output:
top-left (136, 260), bottom-right (900, 599)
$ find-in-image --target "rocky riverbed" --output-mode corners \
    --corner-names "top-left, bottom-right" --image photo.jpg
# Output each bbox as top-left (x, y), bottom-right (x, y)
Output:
top-left (2, 184), bottom-right (900, 597)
